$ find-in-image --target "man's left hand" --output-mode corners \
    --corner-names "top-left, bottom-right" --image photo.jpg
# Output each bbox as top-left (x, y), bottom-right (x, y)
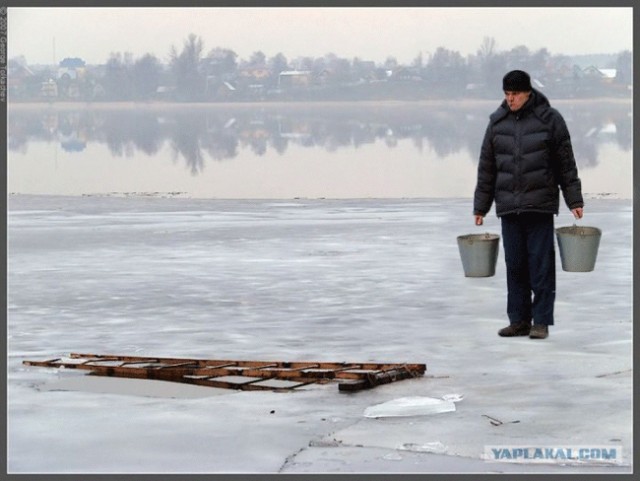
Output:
top-left (572, 207), bottom-right (584, 219)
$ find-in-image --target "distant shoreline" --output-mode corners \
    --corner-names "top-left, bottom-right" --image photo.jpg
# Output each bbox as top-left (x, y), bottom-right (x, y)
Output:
top-left (6, 97), bottom-right (631, 110)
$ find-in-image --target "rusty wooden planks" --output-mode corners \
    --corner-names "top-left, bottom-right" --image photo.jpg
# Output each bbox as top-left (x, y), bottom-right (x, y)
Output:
top-left (23, 353), bottom-right (426, 392)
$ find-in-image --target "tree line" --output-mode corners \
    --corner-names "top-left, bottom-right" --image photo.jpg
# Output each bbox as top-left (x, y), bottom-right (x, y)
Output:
top-left (10, 34), bottom-right (633, 102)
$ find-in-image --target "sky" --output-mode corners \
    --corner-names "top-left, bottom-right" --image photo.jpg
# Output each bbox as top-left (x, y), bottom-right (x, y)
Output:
top-left (7, 7), bottom-right (633, 66)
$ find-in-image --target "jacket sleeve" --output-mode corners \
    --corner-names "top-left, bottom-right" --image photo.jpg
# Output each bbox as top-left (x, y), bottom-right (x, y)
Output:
top-left (551, 112), bottom-right (584, 209)
top-left (473, 122), bottom-right (496, 216)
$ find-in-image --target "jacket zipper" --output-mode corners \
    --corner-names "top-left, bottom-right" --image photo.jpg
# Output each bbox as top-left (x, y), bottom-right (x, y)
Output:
top-left (514, 113), bottom-right (522, 214)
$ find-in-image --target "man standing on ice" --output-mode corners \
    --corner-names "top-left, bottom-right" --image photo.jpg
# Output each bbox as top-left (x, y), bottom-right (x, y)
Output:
top-left (473, 70), bottom-right (584, 339)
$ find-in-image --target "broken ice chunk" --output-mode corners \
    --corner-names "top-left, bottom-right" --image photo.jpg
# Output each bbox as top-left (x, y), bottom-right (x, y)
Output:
top-left (441, 393), bottom-right (464, 403)
top-left (399, 441), bottom-right (448, 454)
top-left (363, 396), bottom-right (456, 418)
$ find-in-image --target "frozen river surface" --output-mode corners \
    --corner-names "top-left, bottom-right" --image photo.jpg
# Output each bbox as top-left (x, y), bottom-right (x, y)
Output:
top-left (7, 195), bottom-right (633, 474)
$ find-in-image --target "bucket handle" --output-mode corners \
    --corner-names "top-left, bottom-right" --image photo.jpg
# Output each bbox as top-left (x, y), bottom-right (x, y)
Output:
top-left (572, 223), bottom-right (586, 237)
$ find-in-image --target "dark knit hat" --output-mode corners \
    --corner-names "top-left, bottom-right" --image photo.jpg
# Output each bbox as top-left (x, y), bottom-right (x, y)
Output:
top-left (502, 70), bottom-right (532, 92)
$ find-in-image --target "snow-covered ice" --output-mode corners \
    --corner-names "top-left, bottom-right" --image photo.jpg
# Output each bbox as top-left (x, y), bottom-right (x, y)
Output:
top-left (7, 194), bottom-right (632, 473)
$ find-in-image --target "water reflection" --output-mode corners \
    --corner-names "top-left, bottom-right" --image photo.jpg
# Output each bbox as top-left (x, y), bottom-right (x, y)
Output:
top-left (8, 101), bottom-right (631, 176)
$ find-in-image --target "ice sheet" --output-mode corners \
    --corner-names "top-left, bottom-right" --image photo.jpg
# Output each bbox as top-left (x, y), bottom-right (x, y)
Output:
top-left (7, 195), bottom-right (633, 473)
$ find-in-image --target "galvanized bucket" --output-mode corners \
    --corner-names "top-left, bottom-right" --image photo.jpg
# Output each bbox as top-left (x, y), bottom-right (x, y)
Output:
top-left (556, 225), bottom-right (602, 272)
top-left (457, 233), bottom-right (500, 277)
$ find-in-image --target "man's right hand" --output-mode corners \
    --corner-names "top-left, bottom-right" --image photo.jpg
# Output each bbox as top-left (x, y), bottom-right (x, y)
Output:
top-left (475, 215), bottom-right (484, 226)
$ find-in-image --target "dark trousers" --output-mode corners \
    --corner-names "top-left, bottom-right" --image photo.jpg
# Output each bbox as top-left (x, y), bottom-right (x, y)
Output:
top-left (501, 212), bottom-right (556, 326)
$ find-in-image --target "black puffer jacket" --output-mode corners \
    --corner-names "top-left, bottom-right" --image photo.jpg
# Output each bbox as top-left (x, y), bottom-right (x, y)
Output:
top-left (473, 89), bottom-right (583, 217)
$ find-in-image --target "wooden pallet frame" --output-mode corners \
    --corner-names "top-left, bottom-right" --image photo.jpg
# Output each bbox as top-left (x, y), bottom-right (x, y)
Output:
top-left (23, 353), bottom-right (426, 392)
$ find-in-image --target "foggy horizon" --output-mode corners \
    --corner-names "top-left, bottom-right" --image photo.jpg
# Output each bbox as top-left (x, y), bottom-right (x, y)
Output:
top-left (8, 7), bottom-right (633, 67)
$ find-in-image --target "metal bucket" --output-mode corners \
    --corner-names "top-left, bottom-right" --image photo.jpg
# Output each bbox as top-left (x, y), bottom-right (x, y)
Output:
top-left (555, 225), bottom-right (602, 272)
top-left (457, 233), bottom-right (500, 277)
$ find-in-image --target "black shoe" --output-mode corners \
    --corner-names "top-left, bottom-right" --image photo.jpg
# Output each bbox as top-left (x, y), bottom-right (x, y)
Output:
top-left (498, 321), bottom-right (531, 337)
top-left (529, 324), bottom-right (549, 339)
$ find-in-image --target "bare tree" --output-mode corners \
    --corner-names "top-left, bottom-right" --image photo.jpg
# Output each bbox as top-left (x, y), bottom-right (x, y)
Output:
top-left (478, 36), bottom-right (496, 59)
top-left (170, 33), bottom-right (206, 101)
